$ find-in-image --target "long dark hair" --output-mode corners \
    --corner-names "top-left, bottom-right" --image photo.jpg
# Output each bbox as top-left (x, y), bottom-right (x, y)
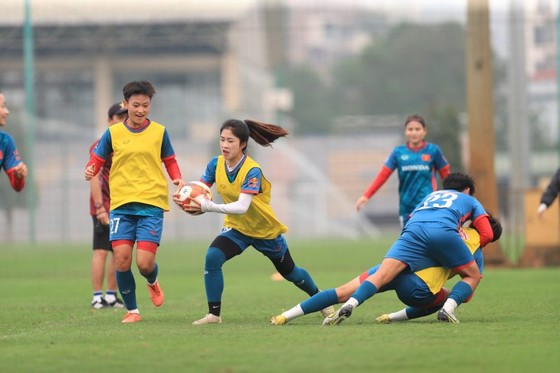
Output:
top-left (220, 119), bottom-right (288, 152)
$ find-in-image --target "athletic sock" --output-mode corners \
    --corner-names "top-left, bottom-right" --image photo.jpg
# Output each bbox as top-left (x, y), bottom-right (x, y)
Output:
top-left (300, 288), bottom-right (338, 314)
top-left (445, 281), bottom-right (473, 313)
top-left (282, 305), bottom-right (305, 321)
top-left (342, 297), bottom-right (360, 309)
top-left (284, 266), bottom-right (319, 296)
top-left (105, 290), bottom-right (117, 304)
top-left (388, 308), bottom-right (409, 321)
top-left (205, 247), bottom-right (225, 305)
top-left (116, 269), bottom-right (137, 311)
top-left (93, 291), bottom-right (103, 302)
top-left (405, 305), bottom-right (440, 320)
top-left (144, 263), bottom-right (159, 285)
top-left (352, 281), bottom-right (378, 304)
top-left (208, 302), bottom-right (221, 317)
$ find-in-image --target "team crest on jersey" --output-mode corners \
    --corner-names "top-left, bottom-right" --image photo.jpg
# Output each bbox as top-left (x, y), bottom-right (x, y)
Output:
top-left (400, 154), bottom-right (409, 160)
top-left (422, 154), bottom-right (431, 162)
top-left (248, 177), bottom-right (258, 188)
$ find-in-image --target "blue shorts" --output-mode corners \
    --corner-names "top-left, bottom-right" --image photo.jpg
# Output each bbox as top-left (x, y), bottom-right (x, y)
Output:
top-left (365, 265), bottom-right (438, 308)
top-left (218, 227), bottom-right (287, 259)
top-left (385, 221), bottom-right (474, 271)
top-left (109, 211), bottom-right (164, 244)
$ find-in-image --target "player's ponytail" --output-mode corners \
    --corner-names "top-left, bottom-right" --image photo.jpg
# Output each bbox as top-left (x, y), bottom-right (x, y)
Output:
top-left (219, 118), bottom-right (288, 152)
top-left (244, 119), bottom-right (288, 147)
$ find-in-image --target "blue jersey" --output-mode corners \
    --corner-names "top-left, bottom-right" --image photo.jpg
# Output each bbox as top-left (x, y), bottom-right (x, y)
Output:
top-left (0, 131), bottom-right (22, 173)
top-left (385, 190), bottom-right (487, 271)
top-left (409, 189), bottom-right (487, 229)
top-left (385, 142), bottom-right (448, 216)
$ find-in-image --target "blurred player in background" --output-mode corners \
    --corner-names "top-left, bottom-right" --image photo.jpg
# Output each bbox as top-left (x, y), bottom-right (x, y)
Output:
top-left (174, 118), bottom-right (334, 325)
top-left (85, 81), bottom-right (185, 323)
top-left (88, 103), bottom-right (127, 310)
top-left (323, 172), bottom-right (494, 325)
top-left (537, 167), bottom-right (560, 217)
top-left (355, 114), bottom-right (450, 227)
top-left (271, 214), bottom-right (501, 325)
top-left (0, 90), bottom-right (28, 191)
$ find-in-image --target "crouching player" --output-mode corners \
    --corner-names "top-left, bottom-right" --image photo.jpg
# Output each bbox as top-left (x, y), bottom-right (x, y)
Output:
top-left (270, 214), bottom-right (502, 325)
top-left (375, 214), bottom-right (502, 323)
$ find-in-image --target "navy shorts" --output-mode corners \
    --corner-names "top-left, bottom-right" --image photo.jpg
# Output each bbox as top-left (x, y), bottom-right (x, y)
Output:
top-left (218, 227), bottom-right (288, 259)
top-left (364, 264), bottom-right (438, 308)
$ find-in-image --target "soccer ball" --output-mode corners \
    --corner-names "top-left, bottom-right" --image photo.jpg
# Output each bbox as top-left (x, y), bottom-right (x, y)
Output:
top-left (176, 181), bottom-right (213, 215)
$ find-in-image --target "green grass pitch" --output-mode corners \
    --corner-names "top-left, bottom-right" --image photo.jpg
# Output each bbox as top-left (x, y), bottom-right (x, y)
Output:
top-left (1, 237), bottom-right (559, 372)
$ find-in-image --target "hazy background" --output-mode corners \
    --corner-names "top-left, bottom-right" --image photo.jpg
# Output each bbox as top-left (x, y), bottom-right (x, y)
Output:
top-left (0, 0), bottom-right (557, 263)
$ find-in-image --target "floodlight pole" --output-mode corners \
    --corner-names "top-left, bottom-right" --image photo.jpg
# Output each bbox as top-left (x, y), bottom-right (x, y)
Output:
top-left (557, 0), bottom-right (560, 158)
top-left (466, 0), bottom-right (508, 264)
top-left (24, 0), bottom-right (36, 243)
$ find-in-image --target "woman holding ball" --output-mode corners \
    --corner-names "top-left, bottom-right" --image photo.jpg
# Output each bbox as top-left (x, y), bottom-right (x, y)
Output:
top-left (174, 118), bottom-right (333, 325)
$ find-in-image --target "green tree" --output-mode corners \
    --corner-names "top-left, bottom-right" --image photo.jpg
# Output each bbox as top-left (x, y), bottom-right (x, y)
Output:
top-left (277, 65), bottom-right (335, 135)
top-left (331, 22), bottom-right (466, 116)
top-left (426, 105), bottom-right (463, 172)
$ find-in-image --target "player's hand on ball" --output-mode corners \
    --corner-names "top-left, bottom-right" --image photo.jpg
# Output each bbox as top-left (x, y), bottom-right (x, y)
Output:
top-left (182, 196), bottom-right (202, 213)
top-left (172, 178), bottom-right (186, 188)
top-left (172, 184), bottom-right (186, 203)
top-left (175, 181), bottom-right (212, 215)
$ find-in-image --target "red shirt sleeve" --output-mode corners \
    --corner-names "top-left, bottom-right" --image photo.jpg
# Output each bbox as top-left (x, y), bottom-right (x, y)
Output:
top-left (363, 166), bottom-right (393, 198)
top-left (6, 167), bottom-right (25, 192)
top-left (438, 164), bottom-right (450, 180)
top-left (162, 155), bottom-right (182, 180)
top-left (86, 153), bottom-right (105, 177)
top-left (472, 215), bottom-right (493, 247)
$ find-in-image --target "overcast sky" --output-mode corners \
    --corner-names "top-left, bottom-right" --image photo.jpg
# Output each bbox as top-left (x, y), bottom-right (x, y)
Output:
top-left (3, 0), bottom-right (516, 24)
top-left (1, 0), bottom-right (540, 58)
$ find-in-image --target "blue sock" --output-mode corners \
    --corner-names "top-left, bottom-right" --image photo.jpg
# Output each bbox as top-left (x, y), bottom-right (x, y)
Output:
top-left (449, 281), bottom-right (473, 305)
top-left (284, 266), bottom-right (319, 296)
top-left (144, 263), bottom-right (159, 285)
top-left (405, 306), bottom-right (439, 320)
top-left (116, 269), bottom-right (137, 311)
top-left (300, 289), bottom-right (339, 314)
top-left (352, 281), bottom-right (378, 304)
top-left (204, 247), bottom-right (226, 302)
